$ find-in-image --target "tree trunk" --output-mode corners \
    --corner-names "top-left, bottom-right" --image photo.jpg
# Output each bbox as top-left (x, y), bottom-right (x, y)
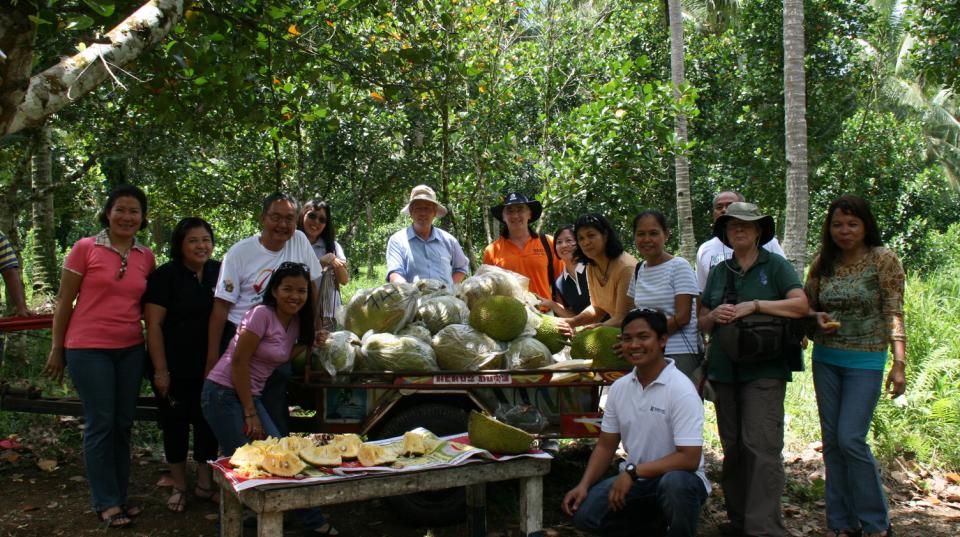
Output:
top-left (365, 199), bottom-right (375, 280)
top-left (782, 0), bottom-right (809, 275)
top-left (30, 123), bottom-right (57, 296)
top-left (0, 3), bottom-right (37, 137)
top-left (1, 0), bottom-right (184, 136)
top-left (667, 0), bottom-right (697, 263)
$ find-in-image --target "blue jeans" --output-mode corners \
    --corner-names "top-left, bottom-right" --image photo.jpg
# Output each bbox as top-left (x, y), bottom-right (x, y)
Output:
top-left (200, 380), bottom-right (327, 531)
top-left (261, 361), bottom-right (292, 437)
top-left (66, 346), bottom-right (145, 511)
top-left (813, 361), bottom-right (889, 533)
top-left (573, 471), bottom-right (707, 537)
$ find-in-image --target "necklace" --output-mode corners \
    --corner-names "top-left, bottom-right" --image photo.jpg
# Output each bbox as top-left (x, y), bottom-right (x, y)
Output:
top-left (596, 259), bottom-right (612, 286)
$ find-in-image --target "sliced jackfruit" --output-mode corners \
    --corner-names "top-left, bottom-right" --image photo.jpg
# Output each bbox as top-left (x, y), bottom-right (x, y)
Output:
top-left (570, 326), bottom-right (629, 368)
top-left (468, 295), bottom-right (527, 342)
top-left (259, 449), bottom-right (306, 477)
top-left (279, 435), bottom-right (314, 453)
top-left (229, 444), bottom-right (263, 468)
top-left (467, 410), bottom-right (535, 455)
top-left (357, 443), bottom-right (398, 467)
top-left (333, 434), bottom-right (363, 458)
top-left (299, 444), bottom-right (342, 467)
top-left (400, 431), bottom-right (440, 457)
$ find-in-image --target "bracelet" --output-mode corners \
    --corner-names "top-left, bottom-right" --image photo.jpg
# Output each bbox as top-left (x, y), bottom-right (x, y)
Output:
top-left (754, 299), bottom-right (760, 314)
top-left (893, 358), bottom-right (907, 366)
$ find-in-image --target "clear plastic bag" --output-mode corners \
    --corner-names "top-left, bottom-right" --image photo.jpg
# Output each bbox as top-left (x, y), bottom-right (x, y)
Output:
top-left (343, 282), bottom-right (420, 336)
top-left (359, 331), bottom-right (438, 371)
top-left (431, 324), bottom-right (505, 371)
top-left (313, 330), bottom-right (361, 377)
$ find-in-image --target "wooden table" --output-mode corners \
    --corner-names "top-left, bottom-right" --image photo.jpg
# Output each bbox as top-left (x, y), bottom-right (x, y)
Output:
top-left (213, 457), bottom-right (551, 537)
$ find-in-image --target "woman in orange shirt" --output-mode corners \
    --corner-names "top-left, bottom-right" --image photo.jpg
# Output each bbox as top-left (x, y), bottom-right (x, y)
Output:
top-left (482, 192), bottom-right (563, 303)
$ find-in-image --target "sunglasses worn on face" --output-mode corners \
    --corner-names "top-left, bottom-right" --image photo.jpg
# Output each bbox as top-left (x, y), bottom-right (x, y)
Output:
top-left (306, 212), bottom-right (327, 224)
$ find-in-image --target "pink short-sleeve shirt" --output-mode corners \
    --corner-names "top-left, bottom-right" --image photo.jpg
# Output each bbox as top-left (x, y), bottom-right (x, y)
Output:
top-left (64, 233), bottom-right (155, 349)
top-left (206, 305), bottom-right (300, 395)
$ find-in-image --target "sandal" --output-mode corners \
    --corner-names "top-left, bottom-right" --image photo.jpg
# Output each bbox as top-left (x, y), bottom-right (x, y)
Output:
top-left (167, 488), bottom-right (188, 513)
top-left (122, 504), bottom-right (143, 518)
top-left (194, 485), bottom-right (220, 504)
top-left (96, 508), bottom-right (132, 529)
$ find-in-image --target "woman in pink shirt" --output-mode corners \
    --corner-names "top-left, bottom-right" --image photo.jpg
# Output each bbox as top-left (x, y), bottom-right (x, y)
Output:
top-left (43, 184), bottom-right (156, 529)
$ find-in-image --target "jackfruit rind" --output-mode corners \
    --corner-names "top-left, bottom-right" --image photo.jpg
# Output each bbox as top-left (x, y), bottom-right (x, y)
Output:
top-left (415, 279), bottom-right (451, 300)
top-left (344, 282), bottom-right (420, 336)
top-left (299, 444), bottom-right (342, 467)
top-left (467, 410), bottom-right (535, 455)
top-left (259, 449), bottom-right (306, 477)
top-left (397, 321), bottom-right (433, 344)
top-left (417, 295), bottom-right (469, 334)
top-left (359, 332), bottom-right (439, 371)
top-left (357, 443), bottom-right (398, 467)
top-left (533, 314), bottom-right (568, 354)
top-left (431, 324), bottom-right (505, 371)
top-left (313, 330), bottom-right (360, 376)
top-left (570, 326), bottom-right (629, 368)
top-left (505, 337), bottom-right (555, 369)
top-left (332, 434), bottom-right (363, 458)
top-left (469, 295), bottom-right (527, 342)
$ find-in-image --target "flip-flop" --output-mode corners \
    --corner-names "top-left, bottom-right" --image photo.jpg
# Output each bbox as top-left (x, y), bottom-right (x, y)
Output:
top-left (96, 509), bottom-right (132, 529)
top-left (167, 489), bottom-right (187, 513)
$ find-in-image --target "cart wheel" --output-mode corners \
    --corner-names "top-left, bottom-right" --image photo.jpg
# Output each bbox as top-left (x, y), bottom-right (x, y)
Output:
top-left (371, 403), bottom-right (469, 526)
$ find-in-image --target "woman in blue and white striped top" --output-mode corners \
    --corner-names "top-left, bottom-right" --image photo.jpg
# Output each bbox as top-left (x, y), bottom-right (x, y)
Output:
top-left (627, 210), bottom-right (702, 381)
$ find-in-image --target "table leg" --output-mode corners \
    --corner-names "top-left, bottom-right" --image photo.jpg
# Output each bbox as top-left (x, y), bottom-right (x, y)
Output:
top-left (518, 475), bottom-right (544, 537)
top-left (257, 511), bottom-right (283, 537)
top-left (466, 483), bottom-right (487, 537)
top-left (219, 487), bottom-right (243, 537)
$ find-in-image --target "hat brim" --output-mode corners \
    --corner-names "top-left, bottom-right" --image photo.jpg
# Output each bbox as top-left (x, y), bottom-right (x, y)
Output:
top-left (402, 198), bottom-right (448, 218)
top-left (491, 201), bottom-right (543, 223)
top-left (713, 214), bottom-right (775, 247)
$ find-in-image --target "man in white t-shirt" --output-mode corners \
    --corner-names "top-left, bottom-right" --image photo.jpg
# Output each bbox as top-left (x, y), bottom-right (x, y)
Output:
top-left (205, 192), bottom-right (322, 435)
top-left (696, 190), bottom-right (785, 291)
top-left (562, 309), bottom-right (709, 537)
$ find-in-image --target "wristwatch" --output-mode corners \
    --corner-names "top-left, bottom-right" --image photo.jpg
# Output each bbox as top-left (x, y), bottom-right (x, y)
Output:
top-left (624, 463), bottom-right (638, 480)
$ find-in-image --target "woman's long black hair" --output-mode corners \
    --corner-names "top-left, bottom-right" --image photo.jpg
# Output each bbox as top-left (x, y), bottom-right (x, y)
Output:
top-left (809, 194), bottom-right (883, 279)
top-left (298, 199), bottom-right (336, 254)
top-left (572, 213), bottom-right (624, 265)
top-left (261, 262), bottom-right (316, 347)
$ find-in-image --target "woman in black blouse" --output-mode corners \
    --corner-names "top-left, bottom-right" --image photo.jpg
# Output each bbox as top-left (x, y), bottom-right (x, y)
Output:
top-left (144, 218), bottom-right (221, 512)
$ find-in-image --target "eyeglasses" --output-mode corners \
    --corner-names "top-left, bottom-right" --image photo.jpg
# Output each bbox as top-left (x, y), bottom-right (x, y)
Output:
top-left (116, 252), bottom-right (129, 280)
top-left (265, 212), bottom-right (296, 225)
top-left (306, 212), bottom-right (327, 224)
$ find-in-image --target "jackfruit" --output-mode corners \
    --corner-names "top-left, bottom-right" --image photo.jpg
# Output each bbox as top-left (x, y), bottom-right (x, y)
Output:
top-left (313, 330), bottom-right (360, 376)
top-left (467, 410), bottom-right (535, 454)
top-left (458, 270), bottom-right (526, 309)
top-left (359, 332), bottom-right (438, 371)
top-left (332, 434), bottom-right (363, 458)
top-left (505, 337), bottom-right (554, 369)
top-left (229, 444), bottom-right (263, 468)
top-left (259, 449), bottom-right (306, 477)
top-left (400, 431), bottom-right (439, 457)
top-left (357, 443), bottom-right (398, 467)
top-left (299, 444), bottom-right (342, 467)
top-left (570, 326), bottom-right (629, 368)
top-left (534, 314), bottom-right (568, 353)
top-left (417, 295), bottom-right (469, 334)
top-left (432, 324), bottom-right (504, 371)
top-left (344, 282), bottom-right (420, 336)
top-left (279, 435), bottom-right (314, 453)
top-left (397, 321), bottom-right (433, 344)
top-left (469, 295), bottom-right (527, 342)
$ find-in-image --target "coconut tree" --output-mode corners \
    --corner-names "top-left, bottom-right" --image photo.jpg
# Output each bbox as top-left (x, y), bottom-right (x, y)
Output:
top-left (781, 0), bottom-right (809, 274)
top-left (667, 0), bottom-right (697, 262)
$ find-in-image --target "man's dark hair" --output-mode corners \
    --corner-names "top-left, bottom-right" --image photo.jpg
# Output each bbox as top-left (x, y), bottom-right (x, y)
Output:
top-left (98, 184), bottom-right (149, 231)
top-left (621, 308), bottom-right (668, 339)
top-left (169, 217), bottom-right (215, 261)
top-left (261, 192), bottom-right (299, 216)
top-left (572, 213), bottom-right (624, 265)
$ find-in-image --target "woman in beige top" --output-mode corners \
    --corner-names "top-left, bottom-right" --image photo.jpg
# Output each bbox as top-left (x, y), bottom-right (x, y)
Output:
top-left (567, 213), bottom-right (637, 328)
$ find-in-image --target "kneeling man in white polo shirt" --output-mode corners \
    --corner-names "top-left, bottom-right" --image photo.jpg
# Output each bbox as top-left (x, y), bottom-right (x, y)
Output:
top-left (562, 308), bottom-right (709, 537)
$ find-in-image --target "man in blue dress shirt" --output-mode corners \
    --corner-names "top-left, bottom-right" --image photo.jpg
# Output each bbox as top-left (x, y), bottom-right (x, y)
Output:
top-left (386, 185), bottom-right (469, 287)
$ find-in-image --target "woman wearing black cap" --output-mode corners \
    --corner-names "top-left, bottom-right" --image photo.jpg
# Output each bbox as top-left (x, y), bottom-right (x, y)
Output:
top-left (482, 192), bottom-right (564, 305)
top-left (697, 202), bottom-right (808, 537)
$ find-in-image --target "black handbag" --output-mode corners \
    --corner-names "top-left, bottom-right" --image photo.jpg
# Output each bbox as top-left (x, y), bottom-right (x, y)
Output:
top-left (713, 262), bottom-right (802, 366)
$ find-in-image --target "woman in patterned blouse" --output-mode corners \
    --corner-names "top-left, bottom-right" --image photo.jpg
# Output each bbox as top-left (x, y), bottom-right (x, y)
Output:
top-left (805, 194), bottom-right (906, 537)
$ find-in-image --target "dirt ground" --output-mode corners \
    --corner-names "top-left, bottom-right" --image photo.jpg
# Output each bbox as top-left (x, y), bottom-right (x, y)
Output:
top-left (1, 431), bottom-right (959, 537)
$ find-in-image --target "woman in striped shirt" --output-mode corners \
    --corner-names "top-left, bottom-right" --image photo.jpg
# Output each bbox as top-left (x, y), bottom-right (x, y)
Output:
top-left (627, 210), bottom-right (702, 381)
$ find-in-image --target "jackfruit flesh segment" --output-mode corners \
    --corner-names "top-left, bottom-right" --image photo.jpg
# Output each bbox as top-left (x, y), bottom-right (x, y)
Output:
top-left (468, 295), bottom-right (528, 342)
top-left (570, 326), bottom-right (629, 368)
top-left (333, 434), bottom-right (363, 458)
top-left (259, 449), bottom-right (306, 477)
top-left (467, 410), bottom-right (535, 455)
top-left (357, 443), bottom-right (399, 467)
top-left (280, 435), bottom-right (314, 452)
top-left (299, 444), bottom-right (342, 467)
top-left (229, 444), bottom-right (263, 468)
top-left (534, 314), bottom-right (568, 353)
top-left (401, 431), bottom-right (439, 456)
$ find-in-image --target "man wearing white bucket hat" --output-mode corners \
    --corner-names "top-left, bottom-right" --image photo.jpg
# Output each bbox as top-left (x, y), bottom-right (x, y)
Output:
top-left (386, 185), bottom-right (469, 287)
